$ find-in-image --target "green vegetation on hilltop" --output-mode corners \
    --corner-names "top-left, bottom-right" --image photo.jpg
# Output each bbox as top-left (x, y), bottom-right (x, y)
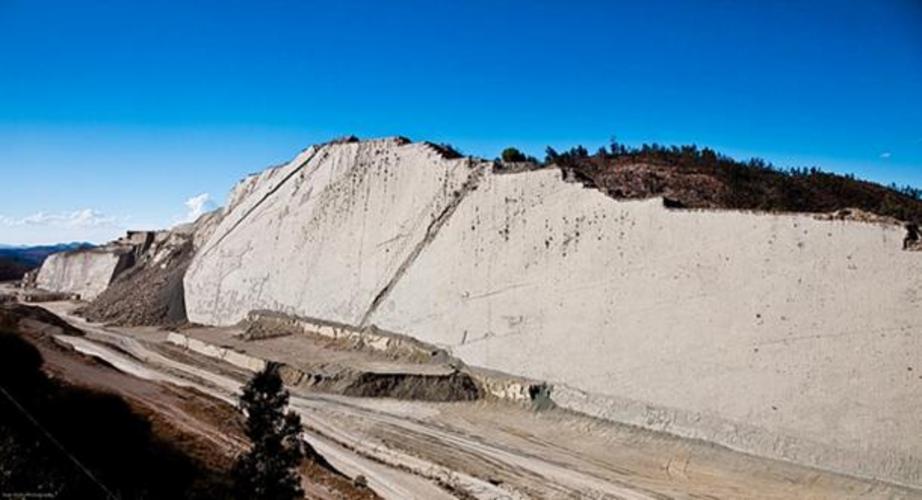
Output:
top-left (543, 140), bottom-right (922, 223)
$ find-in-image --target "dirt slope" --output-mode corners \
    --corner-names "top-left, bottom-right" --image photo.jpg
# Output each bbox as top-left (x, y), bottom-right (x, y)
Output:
top-left (79, 211), bottom-right (222, 326)
top-left (549, 143), bottom-right (922, 222)
top-left (2, 303), bottom-right (377, 499)
top-left (79, 241), bottom-right (193, 326)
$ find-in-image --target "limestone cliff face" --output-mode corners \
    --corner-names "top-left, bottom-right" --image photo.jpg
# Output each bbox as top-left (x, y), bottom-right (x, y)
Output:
top-left (368, 166), bottom-right (922, 487)
top-left (35, 249), bottom-right (131, 300)
top-left (185, 138), bottom-right (484, 326)
top-left (182, 138), bottom-right (921, 487)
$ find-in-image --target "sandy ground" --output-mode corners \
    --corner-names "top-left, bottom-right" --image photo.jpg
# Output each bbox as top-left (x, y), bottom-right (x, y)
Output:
top-left (7, 302), bottom-right (377, 500)
top-left (29, 300), bottom-right (922, 499)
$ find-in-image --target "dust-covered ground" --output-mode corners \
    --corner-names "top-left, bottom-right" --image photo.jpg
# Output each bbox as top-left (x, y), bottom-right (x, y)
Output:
top-left (0, 302), bottom-right (378, 500)
top-left (24, 299), bottom-right (922, 500)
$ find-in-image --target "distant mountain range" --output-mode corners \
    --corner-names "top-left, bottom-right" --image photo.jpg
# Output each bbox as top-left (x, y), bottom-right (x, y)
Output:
top-left (0, 242), bottom-right (95, 281)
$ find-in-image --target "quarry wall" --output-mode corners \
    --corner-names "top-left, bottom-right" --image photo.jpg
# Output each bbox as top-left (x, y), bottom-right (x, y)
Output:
top-left (185, 138), bottom-right (484, 326)
top-left (183, 139), bottom-right (921, 487)
top-left (370, 167), bottom-right (922, 487)
top-left (35, 250), bottom-right (130, 300)
top-left (34, 211), bottom-right (222, 311)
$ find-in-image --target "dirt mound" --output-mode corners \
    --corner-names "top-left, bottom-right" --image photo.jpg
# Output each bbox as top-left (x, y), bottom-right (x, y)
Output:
top-left (79, 243), bottom-right (192, 326)
top-left (275, 362), bottom-right (482, 402)
top-left (79, 210), bottom-right (222, 327)
top-left (342, 370), bottom-right (482, 401)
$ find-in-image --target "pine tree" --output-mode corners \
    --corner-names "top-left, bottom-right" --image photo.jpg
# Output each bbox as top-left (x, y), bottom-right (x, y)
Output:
top-left (232, 363), bottom-right (305, 500)
top-left (500, 147), bottom-right (527, 163)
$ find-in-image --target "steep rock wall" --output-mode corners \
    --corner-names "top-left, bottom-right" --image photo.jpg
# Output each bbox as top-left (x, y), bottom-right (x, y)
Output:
top-left (185, 138), bottom-right (482, 326)
top-left (185, 139), bottom-right (922, 487)
top-left (35, 250), bottom-right (130, 300)
top-left (369, 167), bottom-right (922, 486)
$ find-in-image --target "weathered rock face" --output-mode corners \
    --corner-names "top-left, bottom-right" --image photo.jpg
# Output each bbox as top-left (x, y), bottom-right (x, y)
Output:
top-left (185, 138), bottom-right (484, 326)
top-left (187, 138), bottom-right (922, 487)
top-left (369, 167), bottom-right (922, 486)
top-left (34, 211), bottom-right (222, 313)
top-left (35, 249), bottom-right (131, 300)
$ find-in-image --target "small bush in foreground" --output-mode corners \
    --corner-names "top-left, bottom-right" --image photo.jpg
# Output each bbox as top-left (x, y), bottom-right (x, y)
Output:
top-left (232, 363), bottom-right (305, 500)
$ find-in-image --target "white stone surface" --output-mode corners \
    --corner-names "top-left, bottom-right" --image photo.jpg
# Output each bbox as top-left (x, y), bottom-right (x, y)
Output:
top-left (185, 140), bottom-right (922, 487)
top-left (165, 332), bottom-right (267, 372)
top-left (371, 167), bottom-right (922, 486)
top-left (185, 138), bottom-right (480, 326)
top-left (35, 250), bottom-right (127, 300)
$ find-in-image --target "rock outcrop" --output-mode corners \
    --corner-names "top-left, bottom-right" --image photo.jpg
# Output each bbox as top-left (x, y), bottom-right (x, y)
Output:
top-left (77, 211), bottom-right (222, 326)
top-left (183, 138), bottom-right (922, 488)
top-left (35, 247), bottom-right (133, 300)
top-left (371, 167), bottom-right (922, 487)
top-left (33, 211), bottom-right (222, 323)
top-left (185, 139), bottom-right (485, 326)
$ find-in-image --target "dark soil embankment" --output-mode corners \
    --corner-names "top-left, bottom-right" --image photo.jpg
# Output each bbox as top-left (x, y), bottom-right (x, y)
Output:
top-left (0, 303), bottom-right (85, 337)
top-left (342, 371), bottom-right (482, 401)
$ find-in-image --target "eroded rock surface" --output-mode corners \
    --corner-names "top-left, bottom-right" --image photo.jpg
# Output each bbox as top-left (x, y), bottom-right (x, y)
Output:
top-left (35, 247), bottom-right (132, 300)
top-left (185, 138), bottom-right (485, 326)
top-left (183, 138), bottom-right (922, 488)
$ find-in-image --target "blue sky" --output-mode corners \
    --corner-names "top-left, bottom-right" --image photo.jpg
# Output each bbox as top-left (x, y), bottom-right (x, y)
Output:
top-left (1, 0), bottom-right (920, 244)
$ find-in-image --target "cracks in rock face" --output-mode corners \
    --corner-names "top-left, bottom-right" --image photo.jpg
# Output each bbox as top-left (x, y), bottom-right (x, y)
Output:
top-left (200, 147), bottom-right (323, 259)
top-left (359, 160), bottom-right (485, 327)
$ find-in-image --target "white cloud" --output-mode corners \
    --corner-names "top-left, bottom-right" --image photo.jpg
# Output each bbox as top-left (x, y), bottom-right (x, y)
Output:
top-left (0, 209), bottom-right (127, 245)
top-left (0, 209), bottom-right (118, 228)
top-left (880, 151), bottom-right (892, 159)
top-left (178, 193), bottom-right (217, 224)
